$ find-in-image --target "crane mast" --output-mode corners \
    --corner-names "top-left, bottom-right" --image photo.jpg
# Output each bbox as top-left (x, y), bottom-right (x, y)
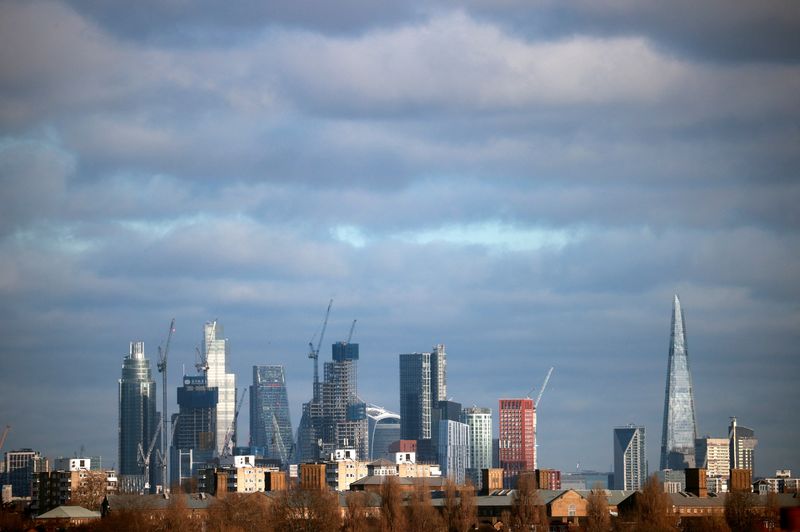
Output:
top-left (156, 318), bottom-right (174, 492)
top-left (137, 413), bottom-right (163, 493)
top-left (308, 299), bottom-right (332, 401)
top-left (221, 388), bottom-right (248, 458)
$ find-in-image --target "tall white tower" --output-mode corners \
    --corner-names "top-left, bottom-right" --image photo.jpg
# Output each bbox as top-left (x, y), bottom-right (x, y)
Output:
top-left (204, 321), bottom-right (236, 456)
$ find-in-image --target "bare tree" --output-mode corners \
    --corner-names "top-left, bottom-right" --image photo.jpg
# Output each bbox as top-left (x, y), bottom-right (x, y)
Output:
top-left (270, 486), bottom-right (341, 532)
top-left (155, 493), bottom-right (195, 532)
top-left (207, 492), bottom-right (272, 532)
top-left (585, 484), bottom-right (611, 532)
top-left (631, 475), bottom-right (676, 532)
top-left (407, 482), bottom-right (444, 532)
top-left (724, 489), bottom-right (757, 532)
top-left (70, 472), bottom-right (108, 511)
top-left (442, 480), bottom-right (477, 532)
top-left (680, 515), bottom-right (730, 532)
top-left (510, 473), bottom-right (544, 531)
top-left (380, 476), bottom-right (407, 532)
top-left (343, 491), bottom-right (371, 532)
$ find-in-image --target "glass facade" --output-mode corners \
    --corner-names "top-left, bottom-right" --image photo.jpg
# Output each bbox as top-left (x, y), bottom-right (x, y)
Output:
top-left (462, 406), bottom-right (492, 489)
top-left (660, 295), bottom-right (698, 470)
top-left (118, 341), bottom-right (159, 486)
top-left (203, 321), bottom-right (236, 457)
top-left (250, 365), bottom-right (294, 466)
top-left (614, 425), bottom-right (646, 490)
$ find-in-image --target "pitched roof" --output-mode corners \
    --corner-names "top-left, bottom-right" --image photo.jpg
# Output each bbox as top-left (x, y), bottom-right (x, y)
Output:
top-left (36, 506), bottom-right (101, 519)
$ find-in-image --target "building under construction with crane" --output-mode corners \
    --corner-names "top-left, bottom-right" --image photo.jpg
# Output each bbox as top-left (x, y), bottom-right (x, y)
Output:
top-left (296, 302), bottom-right (369, 462)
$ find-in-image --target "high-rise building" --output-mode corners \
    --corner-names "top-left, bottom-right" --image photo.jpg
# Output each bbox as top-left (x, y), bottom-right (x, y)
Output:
top-left (3, 449), bottom-right (47, 498)
top-left (438, 419), bottom-right (470, 485)
top-left (118, 341), bottom-right (159, 489)
top-left (399, 345), bottom-right (448, 442)
top-left (498, 398), bottom-right (535, 488)
top-left (462, 406), bottom-right (492, 489)
top-left (203, 321), bottom-right (236, 457)
top-left (729, 417), bottom-right (757, 472)
top-left (250, 365), bottom-right (294, 466)
top-left (170, 374), bottom-right (218, 487)
top-left (695, 437), bottom-right (730, 480)
top-left (366, 405), bottom-right (401, 460)
top-left (297, 339), bottom-right (368, 461)
top-left (613, 425), bottom-right (647, 490)
top-left (660, 295), bottom-right (698, 470)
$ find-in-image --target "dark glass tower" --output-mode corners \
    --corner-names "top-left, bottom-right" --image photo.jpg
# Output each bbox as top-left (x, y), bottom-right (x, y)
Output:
top-left (660, 295), bottom-right (698, 470)
top-left (250, 365), bottom-right (294, 465)
top-left (118, 341), bottom-right (159, 487)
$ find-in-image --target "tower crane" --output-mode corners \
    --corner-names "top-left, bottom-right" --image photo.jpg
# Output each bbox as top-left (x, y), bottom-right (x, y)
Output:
top-left (137, 414), bottom-right (163, 493)
top-left (346, 319), bottom-right (357, 344)
top-left (528, 366), bottom-right (554, 470)
top-left (221, 388), bottom-right (248, 458)
top-left (271, 413), bottom-right (289, 466)
top-left (156, 318), bottom-right (174, 492)
top-left (308, 299), bottom-right (333, 401)
top-left (535, 367), bottom-right (554, 408)
top-left (0, 425), bottom-right (10, 453)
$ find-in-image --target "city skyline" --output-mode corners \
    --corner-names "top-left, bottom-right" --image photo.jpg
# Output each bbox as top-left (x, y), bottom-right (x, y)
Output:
top-left (1, 0), bottom-right (798, 481)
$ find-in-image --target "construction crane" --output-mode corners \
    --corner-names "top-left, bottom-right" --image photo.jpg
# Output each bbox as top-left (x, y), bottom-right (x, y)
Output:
top-left (137, 414), bottom-right (163, 493)
top-left (221, 388), bottom-right (248, 458)
top-left (529, 366), bottom-right (554, 470)
top-left (535, 367), bottom-right (554, 408)
top-left (156, 318), bottom-right (175, 493)
top-left (0, 425), bottom-right (10, 453)
top-left (271, 413), bottom-right (289, 466)
top-left (346, 319), bottom-right (357, 344)
top-left (308, 299), bottom-right (333, 401)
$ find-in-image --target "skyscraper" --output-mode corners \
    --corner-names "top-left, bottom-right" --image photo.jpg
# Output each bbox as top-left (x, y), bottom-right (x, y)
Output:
top-left (614, 425), bottom-right (647, 490)
top-left (399, 345), bottom-right (447, 442)
top-left (171, 374), bottom-right (217, 487)
top-left (438, 419), bottom-right (470, 485)
top-left (366, 404), bottom-right (401, 460)
top-left (498, 398), bottom-right (535, 488)
top-left (203, 321), bottom-right (236, 457)
top-left (695, 436), bottom-right (730, 480)
top-left (250, 365), bottom-right (294, 465)
top-left (462, 406), bottom-right (492, 489)
top-left (118, 341), bottom-right (159, 489)
top-left (729, 417), bottom-right (757, 472)
top-left (660, 295), bottom-right (698, 470)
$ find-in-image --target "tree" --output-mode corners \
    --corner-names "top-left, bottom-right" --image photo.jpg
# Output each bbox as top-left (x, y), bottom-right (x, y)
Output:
top-left (443, 480), bottom-right (477, 532)
top-left (70, 471), bottom-right (109, 511)
top-left (343, 491), bottom-right (371, 532)
top-left (724, 489), bottom-right (757, 532)
top-left (510, 473), bottom-right (544, 531)
top-left (207, 492), bottom-right (272, 532)
top-left (380, 475), bottom-right (407, 532)
top-left (407, 482), bottom-right (444, 532)
top-left (155, 493), bottom-right (194, 532)
top-left (585, 484), bottom-right (611, 532)
top-left (270, 486), bottom-right (341, 532)
top-left (628, 474), bottom-right (676, 532)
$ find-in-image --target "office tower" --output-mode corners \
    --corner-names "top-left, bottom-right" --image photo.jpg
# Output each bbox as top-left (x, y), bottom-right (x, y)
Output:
top-left (438, 419), bottom-right (470, 485)
top-left (118, 341), bottom-right (160, 489)
top-left (614, 425), bottom-right (647, 490)
top-left (399, 345), bottom-right (448, 442)
top-left (297, 338), bottom-right (368, 461)
top-left (695, 437), bottom-right (730, 480)
top-left (203, 321), bottom-right (236, 456)
top-left (366, 404), bottom-right (401, 460)
top-left (250, 366), bottom-right (294, 466)
top-left (660, 294), bottom-right (698, 470)
top-left (170, 374), bottom-right (218, 486)
top-left (498, 398), bottom-right (535, 488)
top-left (729, 417), bottom-right (757, 472)
top-left (3, 449), bottom-right (47, 497)
top-left (462, 406), bottom-right (493, 489)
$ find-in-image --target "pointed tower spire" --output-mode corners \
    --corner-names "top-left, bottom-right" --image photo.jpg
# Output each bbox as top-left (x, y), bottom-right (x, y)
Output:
top-left (660, 294), bottom-right (698, 470)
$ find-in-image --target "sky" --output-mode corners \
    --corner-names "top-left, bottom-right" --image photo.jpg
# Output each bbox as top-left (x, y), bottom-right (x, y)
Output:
top-left (1, 0), bottom-right (798, 478)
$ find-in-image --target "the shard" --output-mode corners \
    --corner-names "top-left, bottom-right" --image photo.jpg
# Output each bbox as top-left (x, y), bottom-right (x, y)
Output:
top-left (660, 294), bottom-right (698, 470)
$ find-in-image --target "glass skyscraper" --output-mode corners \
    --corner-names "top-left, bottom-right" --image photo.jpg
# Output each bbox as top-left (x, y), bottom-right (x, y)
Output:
top-left (118, 341), bottom-right (159, 488)
top-left (614, 424), bottom-right (646, 490)
top-left (660, 294), bottom-right (698, 470)
top-left (203, 321), bottom-right (236, 457)
top-left (170, 374), bottom-right (217, 486)
top-left (250, 365), bottom-right (294, 465)
top-left (399, 345), bottom-right (447, 442)
top-left (462, 406), bottom-right (492, 489)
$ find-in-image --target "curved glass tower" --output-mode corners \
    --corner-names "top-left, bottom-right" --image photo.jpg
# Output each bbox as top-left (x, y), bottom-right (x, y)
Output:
top-left (118, 341), bottom-right (159, 487)
top-left (250, 365), bottom-right (294, 465)
top-left (660, 294), bottom-right (698, 470)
